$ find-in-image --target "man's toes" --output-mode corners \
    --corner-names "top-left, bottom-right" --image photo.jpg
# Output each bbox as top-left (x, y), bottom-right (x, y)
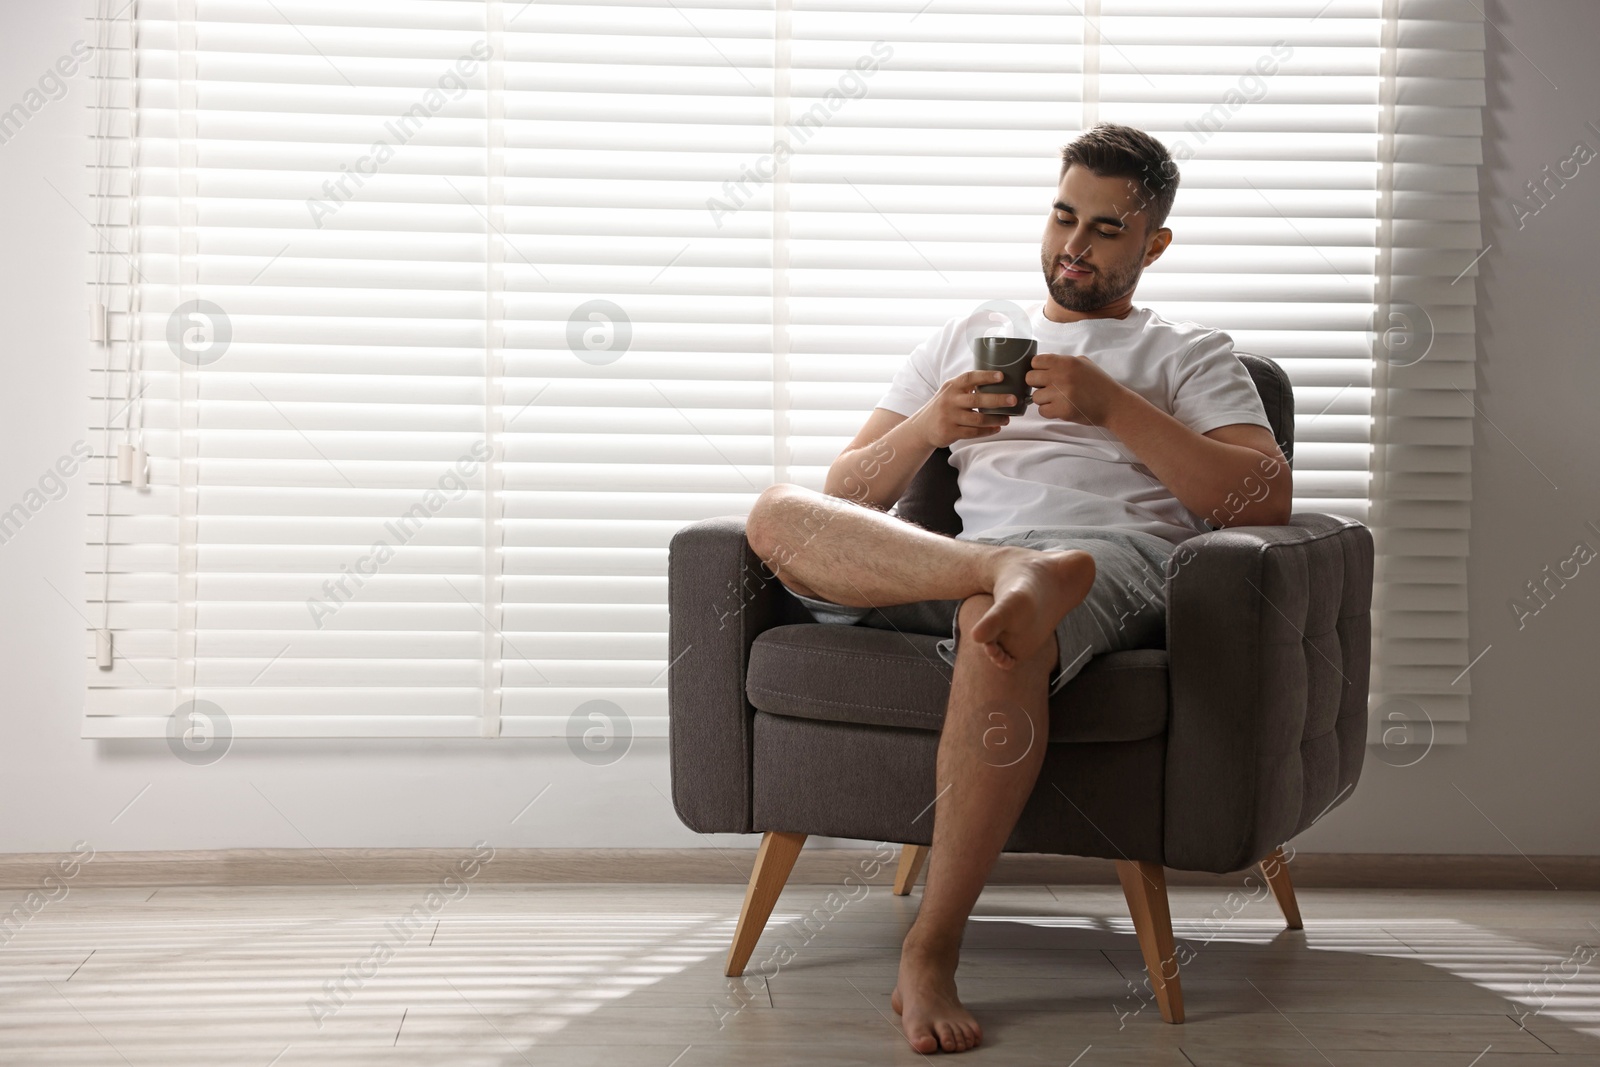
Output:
top-left (935, 1022), bottom-right (959, 1052)
top-left (983, 641), bottom-right (1014, 669)
top-left (969, 597), bottom-right (1011, 646)
top-left (908, 1029), bottom-right (938, 1055)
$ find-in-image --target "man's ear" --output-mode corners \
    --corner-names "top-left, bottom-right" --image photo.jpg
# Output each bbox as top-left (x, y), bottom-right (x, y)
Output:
top-left (1143, 226), bottom-right (1173, 267)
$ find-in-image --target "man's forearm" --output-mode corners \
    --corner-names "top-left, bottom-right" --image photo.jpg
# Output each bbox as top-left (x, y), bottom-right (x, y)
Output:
top-left (1103, 390), bottom-right (1292, 527)
top-left (823, 415), bottom-right (937, 509)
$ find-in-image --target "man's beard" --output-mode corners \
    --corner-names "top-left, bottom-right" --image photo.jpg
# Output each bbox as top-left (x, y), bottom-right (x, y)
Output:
top-left (1040, 248), bottom-right (1143, 312)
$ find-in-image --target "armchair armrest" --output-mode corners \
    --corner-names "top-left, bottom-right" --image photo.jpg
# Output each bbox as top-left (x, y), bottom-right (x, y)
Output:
top-left (1162, 513), bottom-right (1374, 873)
top-left (667, 515), bottom-right (808, 833)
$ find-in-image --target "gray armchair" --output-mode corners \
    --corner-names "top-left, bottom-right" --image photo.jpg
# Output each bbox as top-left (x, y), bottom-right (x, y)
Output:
top-left (667, 354), bottom-right (1374, 1023)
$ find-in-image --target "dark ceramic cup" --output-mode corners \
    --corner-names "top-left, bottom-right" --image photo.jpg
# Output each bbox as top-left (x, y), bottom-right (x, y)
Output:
top-left (972, 336), bottom-right (1036, 416)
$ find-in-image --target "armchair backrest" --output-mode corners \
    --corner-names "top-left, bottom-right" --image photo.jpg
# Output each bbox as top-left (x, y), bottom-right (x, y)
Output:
top-left (893, 351), bottom-right (1295, 537)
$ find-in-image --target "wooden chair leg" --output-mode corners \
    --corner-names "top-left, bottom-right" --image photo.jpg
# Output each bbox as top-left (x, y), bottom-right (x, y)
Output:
top-left (725, 831), bottom-right (807, 977)
top-left (892, 844), bottom-right (929, 896)
top-left (1115, 859), bottom-right (1185, 1024)
top-left (1259, 845), bottom-right (1303, 930)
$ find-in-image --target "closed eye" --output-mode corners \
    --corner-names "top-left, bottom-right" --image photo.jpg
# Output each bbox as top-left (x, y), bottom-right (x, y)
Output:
top-left (1054, 212), bottom-right (1120, 239)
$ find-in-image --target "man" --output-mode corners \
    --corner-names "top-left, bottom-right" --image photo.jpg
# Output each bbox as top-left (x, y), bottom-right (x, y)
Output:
top-left (743, 123), bottom-right (1292, 1054)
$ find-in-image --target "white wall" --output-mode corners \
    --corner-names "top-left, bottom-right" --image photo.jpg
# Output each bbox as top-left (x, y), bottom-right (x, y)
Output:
top-left (1, 1), bottom-right (1594, 857)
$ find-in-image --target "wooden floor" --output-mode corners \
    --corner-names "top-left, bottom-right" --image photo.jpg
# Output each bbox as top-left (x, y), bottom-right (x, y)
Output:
top-left (1, 881), bottom-right (1597, 1064)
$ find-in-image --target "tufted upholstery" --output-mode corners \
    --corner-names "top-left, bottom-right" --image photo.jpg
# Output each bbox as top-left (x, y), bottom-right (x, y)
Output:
top-left (666, 353), bottom-right (1375, 875)
top-left (1161, 514), bottom-right (1372, 871)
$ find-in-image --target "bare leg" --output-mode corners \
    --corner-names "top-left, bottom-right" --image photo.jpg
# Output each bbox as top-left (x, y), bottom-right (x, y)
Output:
top-left (745, 483), bottom-right (995, 605)
top-left (749, 485), bottom-right (1097, 1051)
top-left (890, 594), bottom-right (1066, 1054)
top-left (746, 484), bottom-right (1094, 668)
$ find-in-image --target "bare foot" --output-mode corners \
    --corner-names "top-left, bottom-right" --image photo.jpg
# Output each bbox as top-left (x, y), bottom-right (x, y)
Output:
top-left (891, 940), bottom-right (981, 1053)
top-left (968, 548), bottom-right (1096, 669)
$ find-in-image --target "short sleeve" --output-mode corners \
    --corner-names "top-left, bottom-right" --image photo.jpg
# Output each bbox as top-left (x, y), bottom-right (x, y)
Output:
top-left (875, 319), bottom-right (954, 417)
top-left (1168, 331), bottom-right (1275, 436)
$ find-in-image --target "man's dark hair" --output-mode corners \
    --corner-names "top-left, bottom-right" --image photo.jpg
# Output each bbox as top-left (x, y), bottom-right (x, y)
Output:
top-left (1059, 122), bottom-right (1179, 232)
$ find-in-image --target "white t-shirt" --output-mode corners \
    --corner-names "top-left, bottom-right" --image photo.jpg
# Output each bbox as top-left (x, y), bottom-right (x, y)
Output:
top-left (877, 302), bottom-right (1274, 545)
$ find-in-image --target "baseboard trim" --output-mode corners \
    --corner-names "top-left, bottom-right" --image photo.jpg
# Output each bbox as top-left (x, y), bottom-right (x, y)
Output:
top-left (2, 848), bottom-right (1595, 891)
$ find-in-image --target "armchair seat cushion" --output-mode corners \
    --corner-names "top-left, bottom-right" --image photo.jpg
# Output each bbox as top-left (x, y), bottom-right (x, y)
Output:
top-left (746, 623), bottom-right (1169, 744)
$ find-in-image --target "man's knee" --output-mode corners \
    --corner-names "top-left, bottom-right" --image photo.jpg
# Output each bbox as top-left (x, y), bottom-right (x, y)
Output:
top-left (748, 484), bottom-right (833, 598)
top-left (746, 483), bottom-right (807, 558)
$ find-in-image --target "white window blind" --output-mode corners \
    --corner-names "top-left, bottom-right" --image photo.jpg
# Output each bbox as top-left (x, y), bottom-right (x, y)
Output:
top-left (1069, 2), bottom-right (1485, 747)
top-left (86, 0), bottom-right (1482, 743)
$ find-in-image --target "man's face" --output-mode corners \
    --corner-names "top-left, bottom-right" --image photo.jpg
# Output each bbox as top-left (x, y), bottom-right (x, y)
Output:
top-left (1040, 164), bottom-right (1170, 312)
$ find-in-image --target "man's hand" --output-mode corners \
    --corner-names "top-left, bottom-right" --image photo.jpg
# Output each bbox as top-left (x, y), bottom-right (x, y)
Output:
top-left (910, 370), bottom-right (1018, 447)
top-left (1026, 353), bottom-right (1131, 427)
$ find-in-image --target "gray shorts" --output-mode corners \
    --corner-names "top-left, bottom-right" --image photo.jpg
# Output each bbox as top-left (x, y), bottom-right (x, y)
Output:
top-left (789, 525), bottom-right (1176, 696)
